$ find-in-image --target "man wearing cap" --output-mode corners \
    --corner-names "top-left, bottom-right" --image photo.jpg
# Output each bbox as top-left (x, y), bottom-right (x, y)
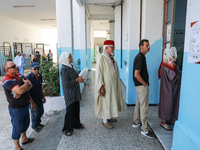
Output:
top-left (2, 61), bottom-right (34, 150)
top-left (95, 40), bottom-right (124, 129)
top-left (26, 62), bottom-right (46, 133)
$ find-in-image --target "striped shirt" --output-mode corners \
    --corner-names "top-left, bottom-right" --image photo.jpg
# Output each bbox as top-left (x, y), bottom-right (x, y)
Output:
top-left (60, 65), bottom-right (81, 107)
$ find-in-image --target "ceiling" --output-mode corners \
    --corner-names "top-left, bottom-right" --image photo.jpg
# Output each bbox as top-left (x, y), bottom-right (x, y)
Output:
top-left (0, 0), bottom-right (121, 30)
top-left (0, 0), bottom-right (56, 29)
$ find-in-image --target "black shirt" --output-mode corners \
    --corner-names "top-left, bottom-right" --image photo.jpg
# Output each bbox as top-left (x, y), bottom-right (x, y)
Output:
top-left (133, 52), bottom-right (149, 86)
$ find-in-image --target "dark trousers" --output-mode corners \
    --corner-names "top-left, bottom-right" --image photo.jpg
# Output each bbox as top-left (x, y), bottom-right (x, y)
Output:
top-left (62, 101), bottom-right (82, 131)
top-left (30, 102), bottom-right (44, 129)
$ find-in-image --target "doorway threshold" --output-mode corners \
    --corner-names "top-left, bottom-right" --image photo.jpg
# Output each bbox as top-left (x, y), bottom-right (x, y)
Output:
top-left (148, 106), bottom-right (174, 150)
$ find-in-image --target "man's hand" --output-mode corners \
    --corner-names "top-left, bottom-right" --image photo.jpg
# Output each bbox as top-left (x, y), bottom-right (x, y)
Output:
top-left (22, 78), bottom-right (28, 84)
top-left (43, 97), bottom-right (46, 104)
top-left (75, 77), bottom-right (84, 83)
top-left (100, 85), bottom-right (105, 96)
top-left (31, 102), bottom-right (36, 110)
top-left (14, 94), bottom-right (21, 99)
top-left (144, 83), bottom-right (148, 87)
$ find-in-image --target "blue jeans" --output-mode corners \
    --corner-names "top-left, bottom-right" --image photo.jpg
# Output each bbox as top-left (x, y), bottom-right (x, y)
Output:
top-left (8, 106), bottom-right (30, 140)
top-left (29, 102), bottom-right (44, 129)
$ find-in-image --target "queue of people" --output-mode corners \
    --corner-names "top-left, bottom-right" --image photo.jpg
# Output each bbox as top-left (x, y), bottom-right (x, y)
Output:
top-left (2, 61), bottom-right (47, 150)
top-left (2, 40), bottom-right (181, 149)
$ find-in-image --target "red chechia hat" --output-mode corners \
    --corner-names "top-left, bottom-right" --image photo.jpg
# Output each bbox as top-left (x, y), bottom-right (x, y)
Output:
top-left (104, 40), bottom-right (115, 45)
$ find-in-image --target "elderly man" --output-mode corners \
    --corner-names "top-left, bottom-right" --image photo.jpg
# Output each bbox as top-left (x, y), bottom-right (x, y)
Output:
top-left (132, 39), bottom-right (155, 138)
top-left (2, 61), bottom-right (35, 150)
top-left (95, 40), bottom-right (124, 129)
top-left (26, 62), bottom-right (46, 133)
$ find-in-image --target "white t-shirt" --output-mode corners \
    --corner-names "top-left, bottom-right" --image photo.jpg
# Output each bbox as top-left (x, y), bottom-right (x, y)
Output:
top-left (49, 52), bottom-right (53, 59)
top-left (14, 55), bottom-right (21, 67)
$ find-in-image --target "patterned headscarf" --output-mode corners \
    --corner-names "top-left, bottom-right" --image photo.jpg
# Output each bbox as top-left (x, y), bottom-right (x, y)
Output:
top-left (59, 52), bottom-right (72, 68)
top-left (163, 47), bottom-right (177, 64)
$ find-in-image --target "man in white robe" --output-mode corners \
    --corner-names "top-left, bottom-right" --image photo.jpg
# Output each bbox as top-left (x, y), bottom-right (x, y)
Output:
top-left (95, 40), bottom-right (124, 129)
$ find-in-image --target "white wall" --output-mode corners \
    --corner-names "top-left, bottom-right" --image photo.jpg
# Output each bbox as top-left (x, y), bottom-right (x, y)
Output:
top-left (141, 0), bottom-right (163, 43)
top-left (56, 0), bottom-right (73, 48)
top-left (94, 38), bottom-right (106, 46)
top-left (115, 5), bottom-right (121, 50)
top-left (110, 22), bottom-right (115, 40)
top-left (0, 15), bottom-right (41, 46)
top-left (41, 29), bottom-right (58, 62)
top-left (86, 19), bottom-right (91, 49)
top-left (127, 0), bottom-right (140, 50)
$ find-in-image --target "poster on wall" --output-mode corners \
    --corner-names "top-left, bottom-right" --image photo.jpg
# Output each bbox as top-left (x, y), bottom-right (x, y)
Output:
top-left (174, 30), bottom-right (185, 51)
top-left (166, 23), bottom-right (171, 41)
top-left (25, 46), bottom-right (32, 59)
top-left (188, 21), bottom-right (200, 63)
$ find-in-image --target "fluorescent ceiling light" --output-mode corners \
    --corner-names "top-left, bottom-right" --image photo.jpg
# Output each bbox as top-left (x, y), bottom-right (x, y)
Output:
top-left (13, 5), bottom-right (35, 8)
top-left (41, 19), bottom-right (55, 21)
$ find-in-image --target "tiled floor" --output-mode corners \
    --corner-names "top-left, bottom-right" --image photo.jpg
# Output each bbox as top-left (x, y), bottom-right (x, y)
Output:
top-left (148, 106), bottom-right (174, 150)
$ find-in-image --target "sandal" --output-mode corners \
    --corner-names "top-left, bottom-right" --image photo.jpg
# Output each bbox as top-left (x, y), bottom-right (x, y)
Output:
top-left (160, 124), bottom-right (172, 131)
top-left (75, 124), bottom-right (85, 129)
top-left (63, 130), bottom-right (73, 136)
top-left (80, 124), bottom-right (85, 128)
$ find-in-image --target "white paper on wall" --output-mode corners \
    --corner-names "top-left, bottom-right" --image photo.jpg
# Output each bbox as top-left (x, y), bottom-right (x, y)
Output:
top-left (188, 21), bottom-right (200, 63)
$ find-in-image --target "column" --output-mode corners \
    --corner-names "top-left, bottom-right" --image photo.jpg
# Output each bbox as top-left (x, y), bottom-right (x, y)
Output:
top-left (86, 19), bottom-right (91, 70)
top-left (56, 0), bottom-right (73, 96)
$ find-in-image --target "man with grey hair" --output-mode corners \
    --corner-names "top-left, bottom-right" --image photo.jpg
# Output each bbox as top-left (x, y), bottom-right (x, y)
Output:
top-left (2, 61), bottom-right (35, 150)
top-left (95, 40), bottom-right (124, 129)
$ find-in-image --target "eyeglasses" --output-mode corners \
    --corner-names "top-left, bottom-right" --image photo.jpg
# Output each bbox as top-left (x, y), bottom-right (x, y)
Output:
top-left (7, 64), bottom-right (16, 70)
top-left (33, 68), bottom-right (39, 70)
top-left (109, 46), bottom-right (115, 49)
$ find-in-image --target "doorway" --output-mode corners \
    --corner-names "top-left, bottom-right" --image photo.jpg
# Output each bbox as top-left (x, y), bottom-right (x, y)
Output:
top-left (163, 0), bottom-right (187, 70)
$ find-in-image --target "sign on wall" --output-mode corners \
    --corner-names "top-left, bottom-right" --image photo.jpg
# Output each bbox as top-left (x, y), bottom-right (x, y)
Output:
top-left (188, 21), bottom-right (200, 63)
top-left (174, 30), bottom-right (185, 51)
top-left (25, 46), bottom-right (32, 59)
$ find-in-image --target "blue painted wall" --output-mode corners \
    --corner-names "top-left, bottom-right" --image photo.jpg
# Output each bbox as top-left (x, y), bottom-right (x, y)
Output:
top-left (115, 38), bottom-right (162, 104)
top-left (58, 47), bottom-right (73, 96)
top-left (172, 52), bottom-right (200, 149)
top-left (91, 48), bottom-right (95, 63)
top-left (74, 49), bottom-right (81, 72)
top-left (80, 49), bottom-right (86, 70)
top-left (87, 48), bottom-right (91, 70)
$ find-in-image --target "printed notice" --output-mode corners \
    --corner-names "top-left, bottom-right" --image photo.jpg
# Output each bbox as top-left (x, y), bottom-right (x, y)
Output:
top-left (188, 21), bottom-right (200, 63)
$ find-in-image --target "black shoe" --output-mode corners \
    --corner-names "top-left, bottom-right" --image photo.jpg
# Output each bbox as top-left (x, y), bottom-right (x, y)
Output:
top-left (141, 130), bottom-right (155, 138)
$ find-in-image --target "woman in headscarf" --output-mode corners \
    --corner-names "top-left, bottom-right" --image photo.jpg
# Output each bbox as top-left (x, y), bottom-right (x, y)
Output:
top-left (158, 47), bottom-right (182, 131)
top-left (59, 52), bottom-right (85, 136)
top-left (19, 53), bottom-right (26, 75)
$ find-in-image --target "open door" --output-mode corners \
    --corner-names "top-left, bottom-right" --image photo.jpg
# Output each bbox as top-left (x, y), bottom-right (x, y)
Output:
top-left (163, 0), bottom-right (187, 70)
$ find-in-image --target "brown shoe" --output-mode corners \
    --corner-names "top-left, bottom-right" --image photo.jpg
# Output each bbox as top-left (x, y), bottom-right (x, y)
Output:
top-left (108, 118), bottom-right (117, 122)
top-left (102, 121), bottom-right (114, 129)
